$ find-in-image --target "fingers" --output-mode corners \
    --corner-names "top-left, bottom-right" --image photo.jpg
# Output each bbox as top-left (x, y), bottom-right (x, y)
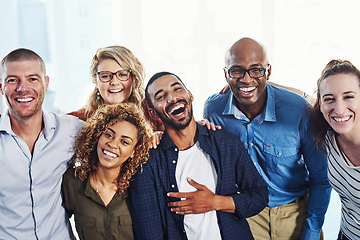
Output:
top-left (187, 177), bottom-right (205, 190)
top-left (167, 198), bottom-right (194, 215)
top-left (219, 85), bottom-right (230, 94)
top-left (197, 119), bottom-right (221, 131)
top-left (150, 131), bottom-right (163, 149)
top-left (167, 191), bottom-right (191, 199)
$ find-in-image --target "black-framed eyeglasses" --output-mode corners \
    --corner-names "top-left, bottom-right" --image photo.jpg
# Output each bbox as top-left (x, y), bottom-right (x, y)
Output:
top-left (225, 66), bottom-right (270, 79)
top-left (95, 69), bottom-right (132, 83)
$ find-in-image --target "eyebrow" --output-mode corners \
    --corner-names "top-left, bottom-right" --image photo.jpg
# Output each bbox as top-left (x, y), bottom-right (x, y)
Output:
top-left (27, 74), bottom-right (42, 78)
top-left (322, 91), bottom-right (356, 98)
top-left (5, 73), bottom-right (42, 79)
top-left (106, 127), bottom-right (134, 142)
top-left (153, 82), bottom-right (182, 99)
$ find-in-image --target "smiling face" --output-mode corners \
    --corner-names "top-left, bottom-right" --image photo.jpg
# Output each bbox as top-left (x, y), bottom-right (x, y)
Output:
top-left (320, 73), bottom-right (360, 136)
top-left (96, 120), bottom-right (138, 171)
top-left (0, 59), bottom-right (48, 121)
top-left (147, 74), bottom-right (194, 130)
top-left (225, 38), bottom-right (270, 119)
top-left (96, 58), bottom-right (133, 105)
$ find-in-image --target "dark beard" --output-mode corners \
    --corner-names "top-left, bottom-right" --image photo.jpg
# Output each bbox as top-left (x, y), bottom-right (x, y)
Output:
top-left (158, 103), bottom-right (193, 130)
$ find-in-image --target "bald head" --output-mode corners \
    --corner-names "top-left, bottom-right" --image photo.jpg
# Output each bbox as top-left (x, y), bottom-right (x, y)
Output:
top-left (225, 38), bottom-right (269, 68)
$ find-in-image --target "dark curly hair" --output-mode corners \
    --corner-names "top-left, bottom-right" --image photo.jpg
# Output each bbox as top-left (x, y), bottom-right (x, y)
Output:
top-left (73, 102), bottom-right (153, 193)
top-left (312, 59), bottom-right (360, 151)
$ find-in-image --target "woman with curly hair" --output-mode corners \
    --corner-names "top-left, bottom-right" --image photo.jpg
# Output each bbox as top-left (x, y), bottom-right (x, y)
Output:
top-left (62, 102), bottom-right (153, 240)
top-left (312, 59), bottom-right (360, 240)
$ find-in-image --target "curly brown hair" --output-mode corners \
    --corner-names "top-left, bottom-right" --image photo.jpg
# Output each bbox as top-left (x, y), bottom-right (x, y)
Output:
top-left (312, 59), bottom-right (360, 151)
top-left (73, 102), bottom-right (153, 193)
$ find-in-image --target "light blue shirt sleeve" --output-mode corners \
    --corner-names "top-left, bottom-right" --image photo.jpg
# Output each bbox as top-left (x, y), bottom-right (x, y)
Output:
top-left (300, 123), bottom-right (331, 239)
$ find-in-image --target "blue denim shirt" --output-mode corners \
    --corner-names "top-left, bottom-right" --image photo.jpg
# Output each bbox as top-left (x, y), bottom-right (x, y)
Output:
top-left (0, 110), bottom-right (83, 240)
top-left (129, 123), bottom-right (268, 240)
top-left (203, 84), bottom-right (331, 240)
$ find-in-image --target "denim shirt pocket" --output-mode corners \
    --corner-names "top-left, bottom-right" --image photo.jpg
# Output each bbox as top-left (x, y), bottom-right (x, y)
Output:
top-left (262, 144), bottom-right (299, 169)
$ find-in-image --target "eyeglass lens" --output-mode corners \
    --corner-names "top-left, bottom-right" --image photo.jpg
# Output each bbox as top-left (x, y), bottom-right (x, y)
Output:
top-left (98, 70), bottom-right (130, 82)
top-left (229, 68), bottom-right (265, 79)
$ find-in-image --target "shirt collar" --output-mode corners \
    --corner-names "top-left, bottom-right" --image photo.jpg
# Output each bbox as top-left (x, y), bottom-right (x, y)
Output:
top-left (160, 123), bottom-right (208, 150)
top-left (222, 83), bottom-right (276, 122)
top-left (42, 110), bottom-right (56, 140)
top-left (0, 109), bottom-right (56, 139)
top-left (0, 110), bottom-right (12, 133)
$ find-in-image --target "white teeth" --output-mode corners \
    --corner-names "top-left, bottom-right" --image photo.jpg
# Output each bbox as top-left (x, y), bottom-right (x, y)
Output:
top-left (239, 87), bottom-right (256, 92)
top-left (109, 89), bottom-right (123, 93)
top-left (16, 97), bottom-right (33, 102)
top-left (170, 104), bottom-right (185, 114)
top-left (103, 149), bottom-right (117, 158)
top-left (333, 116), bottom-right (351, 122)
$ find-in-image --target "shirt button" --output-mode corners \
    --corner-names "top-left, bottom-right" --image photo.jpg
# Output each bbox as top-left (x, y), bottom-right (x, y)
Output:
top-left (174, 148), bottom-right (178, 152)
top-left (171, 184), bottom-right (175, 188)
top-left (278, 152), bottom-right (282, 156)
top-left (172, 160), bottom-right (176, 164)
top-left (250, 143), bottom-right (254, 146)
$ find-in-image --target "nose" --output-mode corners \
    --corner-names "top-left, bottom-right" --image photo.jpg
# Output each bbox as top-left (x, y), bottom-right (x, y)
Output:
top-left (166, 93), bottom-right (175, 103)
top-left (106, 139), bottom-right (119, 149)
top-left (334, 99), bottom-right (345, 115)
top-left (109, 76), bottom-right (122, 85)
top-left (15, 79), bottom-right (30, 92)
top-left (238, 71), bottom-right (253, 84)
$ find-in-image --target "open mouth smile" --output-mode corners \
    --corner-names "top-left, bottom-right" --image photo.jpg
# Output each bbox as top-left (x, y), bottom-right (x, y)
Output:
top-left (103, 149), bottom-right (118, 158)
top-left (15, 97), bottom-right (34, 103)
top-left (108, 89), bottom-right (123, 93)
top-left (239, 86), bottom-right (256, 93)
top-left (332, 116), bottom-right (351, 122)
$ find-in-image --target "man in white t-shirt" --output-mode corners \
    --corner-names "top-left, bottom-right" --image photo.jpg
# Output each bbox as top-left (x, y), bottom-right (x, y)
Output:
top-left (130, 71), bottom-right (268, 240)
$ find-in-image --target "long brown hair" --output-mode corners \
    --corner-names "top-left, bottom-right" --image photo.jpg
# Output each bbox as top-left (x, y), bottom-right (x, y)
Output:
top-left (312, 59), bottom-right (360, 151)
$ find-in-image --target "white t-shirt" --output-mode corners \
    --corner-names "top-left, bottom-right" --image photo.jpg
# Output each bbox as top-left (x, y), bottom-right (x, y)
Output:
top-left (175, 141), bottom-right (222, 240)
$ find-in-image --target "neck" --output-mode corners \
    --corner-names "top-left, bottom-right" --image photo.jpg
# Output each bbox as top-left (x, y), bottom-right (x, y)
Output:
top-left (235, 89), bottom-right (267, 121)
top-left (93, 166), bottom-right (119, 186)
top-left (166, 118), bottom-right (198, 151)
top-left (337, 131), bottom-right (360, 148)
top-left (9, 111), bottom-right (44, 153)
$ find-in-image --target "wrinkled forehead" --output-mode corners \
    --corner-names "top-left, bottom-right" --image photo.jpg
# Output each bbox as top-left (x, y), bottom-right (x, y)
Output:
top-left (149, 75), bottom-right (183, 95)
top-left (2, 59), bottom-right (45, 77)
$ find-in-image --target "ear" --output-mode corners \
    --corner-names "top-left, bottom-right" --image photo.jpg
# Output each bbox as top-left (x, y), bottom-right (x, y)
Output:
top-left (95, 78), bottom-right (100, 88)
top-left (0, 82), bottom-right (3, 95)
top-left (266, 65), bottom-right (272, 81)
top-left (44, 76), bottom-right (49, 92)
top-left (188, 90), bottom-right (194, 102)
top-left (223, 68), bottom-right (229, 82)
top-left (149, 108), bottom-right (160, 120)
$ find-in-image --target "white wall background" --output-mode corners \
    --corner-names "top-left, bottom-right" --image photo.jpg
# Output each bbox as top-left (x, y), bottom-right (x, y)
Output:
top-left (1, 0), bottom-right (355, 238)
